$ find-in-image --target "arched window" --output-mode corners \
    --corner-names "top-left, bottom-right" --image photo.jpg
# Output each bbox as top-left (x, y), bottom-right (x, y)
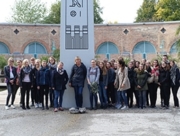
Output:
top-left (24, 42), bottom-right (47, 54)
top-left (0, 42), bottom-right (10, 54)
top-left (170, 42), bottom-right (177, 54)
top-left (96, 42), bottom-right (119, 60)
top-left (132, 41), bottom-right (156, 58)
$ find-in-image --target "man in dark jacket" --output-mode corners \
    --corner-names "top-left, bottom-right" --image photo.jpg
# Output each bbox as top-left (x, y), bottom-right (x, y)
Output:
top-left (69, 56), bottom-right (87, 109)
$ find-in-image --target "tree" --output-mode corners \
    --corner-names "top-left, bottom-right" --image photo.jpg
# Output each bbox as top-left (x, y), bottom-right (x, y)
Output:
top-left (11, 0), bottom-right (47, 23)
top-left (135, 0), bottom-right (157, 22)
top-left (94, 0), bottom-right (103, 24)
top-left (43, 1), bottom-right (61, 24)
top-left (154, 0), bottom-right (180, 21)
top-left (43, 0), bottom-right (103, 24)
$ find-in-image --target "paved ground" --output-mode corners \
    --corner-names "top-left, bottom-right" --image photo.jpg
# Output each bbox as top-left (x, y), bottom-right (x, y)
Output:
top-left (0, 89), bottom-right (180, 136)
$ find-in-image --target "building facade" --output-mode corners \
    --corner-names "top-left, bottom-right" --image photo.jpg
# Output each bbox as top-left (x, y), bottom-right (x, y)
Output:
top-left (0, 21), bottom-right (179, 61)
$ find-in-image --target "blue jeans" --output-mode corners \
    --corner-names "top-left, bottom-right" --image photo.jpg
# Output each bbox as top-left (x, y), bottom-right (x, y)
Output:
top-left (74, 86), bottom-right (83, 108)
top-left (138, 90), bottom-right (147, 108)
top-left (88, 85), bottom-right (98, 108)
top-left (99, 81), bottom-right (108, 106)
top-left (117, 90), bottom-right (128, 106)
top-left (54, 90), bottom-right (65, 108)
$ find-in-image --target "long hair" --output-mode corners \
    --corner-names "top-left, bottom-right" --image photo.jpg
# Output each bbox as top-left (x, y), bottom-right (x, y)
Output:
top-left (100, 62), bottom-right (107, 75)
top-left (35, 59), bottom-right (41, 70)
top-left (48, 56), bottom-right (56, 65)
top-left (7, 57), bottom-right (14, 66)
top-left (21, 59), bottom-right (29, 69)
top-left (119, 60), bottom-right (125, 72)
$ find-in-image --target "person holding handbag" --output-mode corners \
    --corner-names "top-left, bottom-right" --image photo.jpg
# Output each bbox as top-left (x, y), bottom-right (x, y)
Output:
top-left (134, 64), bottom-right (148, 109)
top-left (149, 60), bottom-right (159, 108)
top-left (114, 60), bottom-right (130, 110)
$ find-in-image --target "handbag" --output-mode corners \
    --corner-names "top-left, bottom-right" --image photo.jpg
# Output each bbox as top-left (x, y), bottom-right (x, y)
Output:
top-left (154, 76), bottom-right (159, 83)
top-left (147, 76), bottom-right (154, 84)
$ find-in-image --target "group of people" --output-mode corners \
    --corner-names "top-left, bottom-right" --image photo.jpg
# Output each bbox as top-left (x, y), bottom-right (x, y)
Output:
top-left (4, 55), bottom-right (180, 112)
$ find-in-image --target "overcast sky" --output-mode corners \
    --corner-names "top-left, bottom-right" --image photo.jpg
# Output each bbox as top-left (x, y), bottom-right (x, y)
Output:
top-left (0, 0), bottom-right (143, 23)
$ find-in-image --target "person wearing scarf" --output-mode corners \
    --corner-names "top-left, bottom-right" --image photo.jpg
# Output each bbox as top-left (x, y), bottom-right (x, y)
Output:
top-left (149, 60), bottom-right (159, 108)
top-left (4, 57), bottom-right (17, 110)
top-left (48, 56), bottom-right (57, 108)
top-left (52, 62), bottom-right (68, 112)
top-left (19, 59), bottom-right (33, 110)
top-left (170, 61), bottom-right (180, 108)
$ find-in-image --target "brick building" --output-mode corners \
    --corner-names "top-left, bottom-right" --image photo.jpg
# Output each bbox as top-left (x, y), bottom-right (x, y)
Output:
top-left (0, 21), bottom-right (179, 61)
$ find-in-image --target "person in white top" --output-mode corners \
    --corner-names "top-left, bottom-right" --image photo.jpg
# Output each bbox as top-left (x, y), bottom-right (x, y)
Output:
top-left (4, 57), bottom-right (17, 110)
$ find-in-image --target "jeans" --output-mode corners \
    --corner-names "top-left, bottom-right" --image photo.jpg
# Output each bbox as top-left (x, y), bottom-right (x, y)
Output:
top-left (54, 90), bottom-right (65, 108)
top-left (107, 82), bottom-right (116, 104)
top-left (88, 85), bottom-right (98, 108)
top-left (171, 85), bottom-right (179, 107)
top-left (99, 81), bottom-right (108, 106)
top-left (6, 83), bottom-right (16, 106)
top-left (74, 86), bottom-right (83, 108)
top-left (138, 90), bottom-right (147, 108)
top-left (117, 90), bottom-right (128, 106)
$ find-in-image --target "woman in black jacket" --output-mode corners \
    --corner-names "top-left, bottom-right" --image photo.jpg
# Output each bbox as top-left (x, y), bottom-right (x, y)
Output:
top-left (170, 60), bottom-right (180, 108)
top-left (69, 56), bottom-right (87, 109)
top-left (19, 59), bottom-right (33, 110)
top-left (158, 61), bottom-right (170, 109)
top-left (4, 57), bottom-right (17, 110)
top-left (52, 62), bottom-right (68, 112)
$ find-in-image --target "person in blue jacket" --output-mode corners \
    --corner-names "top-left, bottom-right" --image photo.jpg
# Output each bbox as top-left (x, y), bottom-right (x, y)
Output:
top-left (37, 60), bottom-right (51, 110)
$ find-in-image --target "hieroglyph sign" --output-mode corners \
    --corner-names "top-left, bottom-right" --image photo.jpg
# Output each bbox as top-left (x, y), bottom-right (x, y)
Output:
top-left (65, 0), bottom-right (88, 49)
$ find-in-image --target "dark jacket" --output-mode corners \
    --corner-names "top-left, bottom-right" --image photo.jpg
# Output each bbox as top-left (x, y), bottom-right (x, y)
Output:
top-left (128, 67), bottom-right (135, 86)
top-left (107, 68), bottom-right (115, 84)
top-left (19, 66), bottom-right (33, 87)
top-left (69, 63), bottom-right (87, 87)
top-left (51, 69), bottom-right (69, 91)
top-left (4, 65), bottom-right (17, 84)
top-left (37, 66), bottom-right (51, 86)
top-left (99, 68), bottom-right (108, 86)
top-left (170, 68), bottom-right (180, 86)
top-left (158, 68), bottom-right (170, 86)
top-left (134, 70), bottom-right (148, 91)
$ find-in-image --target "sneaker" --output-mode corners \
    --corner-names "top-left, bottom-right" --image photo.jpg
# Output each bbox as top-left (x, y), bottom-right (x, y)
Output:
top-left (59, 107), bottom-right (64, 111)
top-left (54, 108), bottom-right (58, 112)
top-left (38, 103), bottom-right (42, 108)
top-left (35, 103), bottom-right (38, 108)
top-left (121, 105), bottom-right (127, 110)
top-left (11, 105), bottom-right (16, 109)
top-left (116, 104), bottom-right (122, 109)
top-left (5, 106), bottom-right (9, 110)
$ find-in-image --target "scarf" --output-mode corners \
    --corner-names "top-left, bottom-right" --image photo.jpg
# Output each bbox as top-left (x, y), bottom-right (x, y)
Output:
top-left (49, 63), bottom-right (57, 69)
top-left (23, 66), bottom-right (31, 74)
top-left (170, 64), bottom-right (178, 85)
top-left (57, 68), bottom-right (64, 75)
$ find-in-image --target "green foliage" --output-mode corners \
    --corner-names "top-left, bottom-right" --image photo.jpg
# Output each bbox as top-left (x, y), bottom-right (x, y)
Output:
top-left (176, 26), bottom-right (180, 58)
top-left (124, 57), bottom-right (130, 65)
top-left (42, 0), bottom-right (61, 24)
top-left (154, 0), bottom-right (180, 21)
top-left (42, 0), bottom-right (103, 24)
top-left (151, 54), bottom-right (179, 63)
top-left (94, 0), bottom-right (103, 24)
top-left (40, 56), bottom-right (49, 63)
top-left (135, 0), bottom-right (157, 22)
top-left (0, 55), bottom-right (7, 70)
top-left (53, 49), bottom-right (60, 62)
top-left (11, 0), bottom-right (47, 23)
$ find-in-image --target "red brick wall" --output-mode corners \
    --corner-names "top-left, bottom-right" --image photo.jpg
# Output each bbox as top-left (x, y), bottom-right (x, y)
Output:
top-left (0, 22), bottom-right (179, 60)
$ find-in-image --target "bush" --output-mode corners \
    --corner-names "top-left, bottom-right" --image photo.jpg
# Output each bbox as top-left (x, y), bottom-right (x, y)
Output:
top-left (53, 49), bottom-right (60, 62)
top-left (0, 55), bottom-right (7, 70)
top-left (40, 56), bottom-right (49, 63)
